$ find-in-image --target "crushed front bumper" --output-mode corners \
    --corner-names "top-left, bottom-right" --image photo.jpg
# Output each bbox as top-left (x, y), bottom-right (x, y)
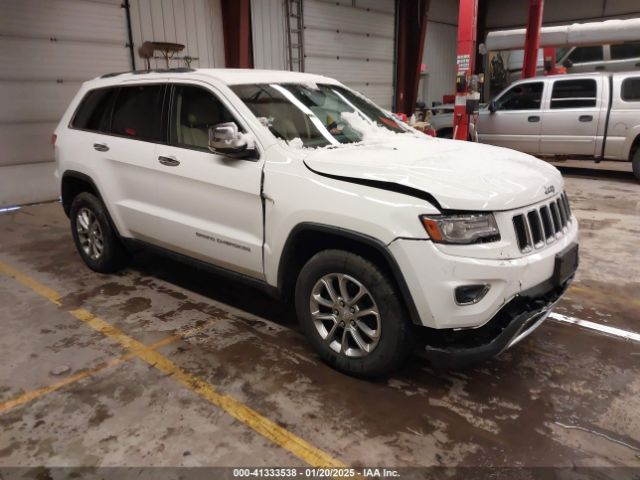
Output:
top-left (419, 273), bottom-right (574, 370)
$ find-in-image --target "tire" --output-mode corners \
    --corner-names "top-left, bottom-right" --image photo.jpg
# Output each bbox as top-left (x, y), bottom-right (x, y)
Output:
top-left (69, 192), bottom-right (128, 273)
top-left (632, 147), bottom-right (640, 182)
top-left (295, 249), bottom-right (412, 378)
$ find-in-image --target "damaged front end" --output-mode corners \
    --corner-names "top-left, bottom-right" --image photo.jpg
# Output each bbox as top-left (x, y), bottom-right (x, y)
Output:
top-left (418, 278), bottom-right (573, 370)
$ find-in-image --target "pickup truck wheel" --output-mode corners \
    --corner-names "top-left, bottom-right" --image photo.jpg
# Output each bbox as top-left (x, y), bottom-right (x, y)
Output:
top-left (70, 192), bottom-right (127, 273)
top-left (295, 250), bottom-right (412, 378)
top-left (633, 148), bottom-right (640, 181)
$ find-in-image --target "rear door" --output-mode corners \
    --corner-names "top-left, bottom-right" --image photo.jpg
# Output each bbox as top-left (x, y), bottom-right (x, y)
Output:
top-left (95, 83), bottom-right (168, 237)
top-left (477, 81), bottom-right (544, 154)
top-left (539, 77), bottom-right (603, 156)
top-left (150, 82), bottom-right (264, 278)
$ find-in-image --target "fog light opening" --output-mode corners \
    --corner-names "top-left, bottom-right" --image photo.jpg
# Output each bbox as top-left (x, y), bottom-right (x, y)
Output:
top-left (455, 284), bottom-right (490, 306)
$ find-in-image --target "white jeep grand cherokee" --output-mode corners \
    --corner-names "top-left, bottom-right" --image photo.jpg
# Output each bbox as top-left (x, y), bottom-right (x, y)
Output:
top-left (54, 68), bottom-right (579, 377)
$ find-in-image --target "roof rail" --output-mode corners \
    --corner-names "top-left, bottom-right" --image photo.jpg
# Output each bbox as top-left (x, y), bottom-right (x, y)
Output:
top-left (100, 67), bottom-right (195, 79)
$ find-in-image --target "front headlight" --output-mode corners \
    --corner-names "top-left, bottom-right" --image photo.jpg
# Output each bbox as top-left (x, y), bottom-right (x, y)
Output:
top-left (420, 213), bottom-right (500, 244)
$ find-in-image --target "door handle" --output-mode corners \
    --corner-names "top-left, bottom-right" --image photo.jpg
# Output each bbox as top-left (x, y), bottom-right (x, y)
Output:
top-left (595, 66), bottom-right (605, 71)
top-left (158, 155), bottom-right (180, 167)
top-left (528, 116), bottom-right (540, 122)
top-left (635, 62), bottom-right (640, 67)
top-left (579, 115), bottom-right (593, 122)
top-left (93, 142), bottom-right (109, 152)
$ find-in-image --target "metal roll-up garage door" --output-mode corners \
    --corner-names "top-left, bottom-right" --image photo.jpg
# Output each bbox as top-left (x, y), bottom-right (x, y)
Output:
top-left (0, 0), bottom-right (131, 207)
top-left (303, 0), bottom-right (395, 109)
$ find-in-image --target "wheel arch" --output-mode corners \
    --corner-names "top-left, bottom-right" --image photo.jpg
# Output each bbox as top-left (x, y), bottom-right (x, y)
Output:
top-left (61, 170), bottom-right (122, 237)
top-left (628, 133), bottom-right (640, 162)
top-left (277, 223), bottom-right (422, 325)
top-left (61, 171), bottom-right (102, 216)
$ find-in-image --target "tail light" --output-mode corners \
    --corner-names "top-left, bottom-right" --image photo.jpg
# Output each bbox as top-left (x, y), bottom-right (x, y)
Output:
top-left (51, 133), bottom-right (57, 146)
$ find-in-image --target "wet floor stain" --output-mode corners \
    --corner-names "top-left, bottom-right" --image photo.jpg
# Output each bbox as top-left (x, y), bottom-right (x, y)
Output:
top-left (0, 178), bottom-right (639, 468)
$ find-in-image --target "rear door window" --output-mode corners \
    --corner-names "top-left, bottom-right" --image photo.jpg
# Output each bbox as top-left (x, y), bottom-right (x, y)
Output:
top-left (621, 77), bottom-right (640, 102)
top-left (610, 42), bottom-right (640, 60)
top-left (550, 79), bottom-right (597, 109)
top-left (71, 88), bottom-right (117, 132)
top-left (111, 84), bottom-right (166, 142)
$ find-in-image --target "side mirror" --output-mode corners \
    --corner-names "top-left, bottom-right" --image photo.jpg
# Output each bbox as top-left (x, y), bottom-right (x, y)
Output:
top-left (208, 122), bottom-right (252, 158)
top-left (562, 58), bottom-right (573, 69)
top-left (488, 100), bottom-right (497, 113)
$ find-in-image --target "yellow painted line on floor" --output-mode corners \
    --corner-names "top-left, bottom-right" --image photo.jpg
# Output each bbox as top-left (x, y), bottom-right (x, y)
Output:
top-left (0, 260), bottom-right (346, 468)
top-left (0, 262), bottom-right (63, 306)
top-left (0, 322), bottom-right (208, 415)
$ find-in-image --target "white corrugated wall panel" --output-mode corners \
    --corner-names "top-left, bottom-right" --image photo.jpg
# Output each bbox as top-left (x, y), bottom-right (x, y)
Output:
top-left (129, 0), bottom-right (225, 69)
top-left (0, 123), bottom-right (58, 167)
top-left (0, 37), bottom-right (130, 81)
top-left (0, 0), bottom-right (127, 44)
top-left (420, 21), bottom-right (457, 107)
top-left (251, 0), bottom-right (287, 70)
top-left (355, 0), bottom-right (395, 14)
top-left (304, 29), bottom-right (393, 62)
top-left (0, 0), bottom-right (131, 207)
top-left (0, 82), bottom-right (80, 124)
top-left (0, 163), bottom-right (58, 208)
top-left (305, 1), bottom-right (393, 37)
top-left (304, 0), bottom-right (395, 109)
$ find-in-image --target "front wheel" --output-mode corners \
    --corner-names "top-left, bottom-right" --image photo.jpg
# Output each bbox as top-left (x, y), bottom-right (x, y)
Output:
top-left (295, 250), bottom-right (412, 378)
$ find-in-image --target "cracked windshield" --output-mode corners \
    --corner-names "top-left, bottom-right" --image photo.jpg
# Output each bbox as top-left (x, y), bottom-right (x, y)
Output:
top-left (231, 83), bottom-right (412, 148)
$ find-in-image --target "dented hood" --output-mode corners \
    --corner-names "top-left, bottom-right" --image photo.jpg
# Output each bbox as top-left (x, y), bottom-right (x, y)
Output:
top-left (303, 136), bottom-right (563, 211)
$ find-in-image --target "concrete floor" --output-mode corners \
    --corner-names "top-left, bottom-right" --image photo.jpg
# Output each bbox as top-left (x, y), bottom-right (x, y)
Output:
top-left (0, 173), bottom-right (639, 475)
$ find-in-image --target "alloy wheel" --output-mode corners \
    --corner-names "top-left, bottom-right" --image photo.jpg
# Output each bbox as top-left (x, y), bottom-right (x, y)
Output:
top-left (76, 208), bottom-right (104, 260)
top-left (309, 273), bottom-right (381, 358)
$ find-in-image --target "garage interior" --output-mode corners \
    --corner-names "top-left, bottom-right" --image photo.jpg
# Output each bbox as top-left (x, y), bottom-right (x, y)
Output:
top-left (1, 0), bottom-right (640, 476)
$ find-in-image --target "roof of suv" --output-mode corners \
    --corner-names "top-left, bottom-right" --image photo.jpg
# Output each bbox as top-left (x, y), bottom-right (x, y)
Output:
top-left (92, 68), bottom-right (342, 87)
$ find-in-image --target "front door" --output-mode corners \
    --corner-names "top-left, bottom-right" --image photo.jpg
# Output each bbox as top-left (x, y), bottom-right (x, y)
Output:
top-left (477, 80), bottom-right (544, 154)
top-left (150, 83), bottom-right (264, 278)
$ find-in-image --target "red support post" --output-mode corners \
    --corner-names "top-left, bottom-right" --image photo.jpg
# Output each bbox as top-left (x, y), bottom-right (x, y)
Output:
top-left (394, 0), bottom-right (430, 115)
top-left (452, 0), bottom-right (478, 141)
top-left (220, 0), bottom-right (253, 68)
top-left (522, 0), bottom-right (544, 79)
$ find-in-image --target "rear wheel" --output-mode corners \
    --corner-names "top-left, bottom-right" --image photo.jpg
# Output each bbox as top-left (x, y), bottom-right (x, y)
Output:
top-left (295, 250), bottom-right (412, 378)
top-left (70, 192), bottom-right (128, 273)
top-left (632, 147), bottom-right (640, 182)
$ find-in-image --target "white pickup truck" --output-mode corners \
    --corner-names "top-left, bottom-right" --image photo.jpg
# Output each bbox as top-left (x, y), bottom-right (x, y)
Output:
top-left (477, 71), bottom-right (640, 180)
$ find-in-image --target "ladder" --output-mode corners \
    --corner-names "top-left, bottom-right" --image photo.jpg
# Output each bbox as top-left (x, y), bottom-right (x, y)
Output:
top-left (285, 0), bottom-right (304, 72)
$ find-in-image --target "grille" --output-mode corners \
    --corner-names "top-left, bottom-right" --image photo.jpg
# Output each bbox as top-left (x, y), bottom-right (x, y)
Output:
top-left (512, 192), bottom-right (573, 253)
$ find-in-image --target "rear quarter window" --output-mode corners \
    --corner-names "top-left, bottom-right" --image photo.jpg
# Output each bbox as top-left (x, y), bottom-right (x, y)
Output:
top-left (71, 88), bottom-right (117, 132)
top-left (621, 77), bottom-right (640, 102)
